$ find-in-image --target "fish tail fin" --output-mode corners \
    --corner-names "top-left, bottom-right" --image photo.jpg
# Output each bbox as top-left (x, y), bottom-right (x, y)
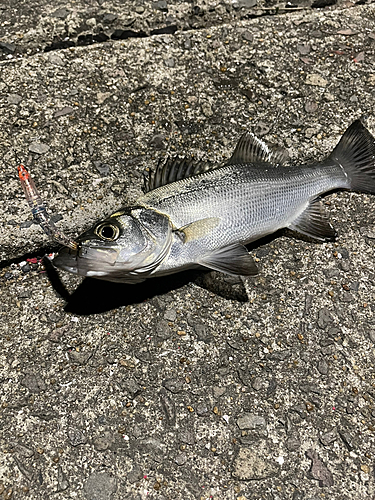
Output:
top-left (329, 119), bottom-right (375, 193)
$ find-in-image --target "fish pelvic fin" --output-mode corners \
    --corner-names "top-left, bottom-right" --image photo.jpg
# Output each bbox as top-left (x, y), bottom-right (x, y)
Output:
top-left (227, 132), bottom-right (289, 166)
top-left (199, 244), bottom-right (258, 276)
top-left (288, 198), bottom-right (337, 242)
top-left (329, 119), bottom-right (375, 193)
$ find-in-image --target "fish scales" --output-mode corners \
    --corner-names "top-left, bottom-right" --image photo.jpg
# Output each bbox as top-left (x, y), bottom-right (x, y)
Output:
top-left (140, 162), bottom-right (347, 261)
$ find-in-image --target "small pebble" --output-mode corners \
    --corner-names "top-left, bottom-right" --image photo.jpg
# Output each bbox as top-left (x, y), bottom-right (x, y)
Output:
top-left (20, 264), bottom-right (31, 273)
top-left (196, 403), bottom-right (209, 416)
top-left (361, 464), bottom-right (370, 474)
top-left (320, 429), bottom-right (337, 446)
top-left (164, 308), bottom-right (176, 322)
top-left (305, 100), bottom-right (317, 113)
top-left (175, 453), bottom-right (187, 466)
top-left (7, 94), bottom-right (22, 104)
top-left (54, 106), bottom-right (75, 118)
top-left (305, 74), bottom-right (328, 87)
top-left (52, 8), bottom-right (70, 19)
top-left (237, 413), bottom-right (266, 430)
top-left (164, 58), bottom-right (175, 68)
top-left (150, 134), bottom-right (165, 149)
top-left (251, 377), bottom-right (265, 391)
top-left (153, 0), bottom-right (168, 12)
top-left (317, 359), bottom-right (329, 375)
top-left (242, 31), bottom-right (253, 41)
top-left (297, 44), bottom-right (311, 55)
top-left (201, 101), bottom-right (213, 117)
top-left (29, 142), bottom-right (50, 154)
top-left (0, 42), bottom-right (16, 54)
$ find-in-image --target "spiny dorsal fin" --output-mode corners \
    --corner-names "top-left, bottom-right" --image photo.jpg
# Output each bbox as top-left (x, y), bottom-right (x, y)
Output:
top-left (199, 244), bottom-right (258, 276)
top-left (227, 132), bottom-right (289, 166)
top-left (288, 198), bottom-right (337, 242)
top-left (143, 157), bottom-right (214, 193)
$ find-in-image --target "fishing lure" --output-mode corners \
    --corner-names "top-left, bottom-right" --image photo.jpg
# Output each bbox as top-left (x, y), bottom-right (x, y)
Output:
top-left (18, 164), bottom-right (77, 250)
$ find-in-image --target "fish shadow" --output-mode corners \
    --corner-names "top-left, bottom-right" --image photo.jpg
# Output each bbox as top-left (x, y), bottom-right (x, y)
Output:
top-left (66, 272), bottom-right (203, 315)
top-left (45, 264), bottom-right (252, 315)
top-left (44, 259), bottom-right (202, 315)
top-left (61, 270), bottom-right (252, 315)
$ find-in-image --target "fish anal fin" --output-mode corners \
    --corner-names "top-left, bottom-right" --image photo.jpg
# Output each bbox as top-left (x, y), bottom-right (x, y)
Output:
top-left (227, 132), bottom-right (289, 166)
top-left (177, 217), bottom-right (220, 243)
top-left (199, 244), bottom-right (258, 276)
top-left (288, 199), bottom-right (337, 242)
top-left (143, 157), bottom-right (214, 193)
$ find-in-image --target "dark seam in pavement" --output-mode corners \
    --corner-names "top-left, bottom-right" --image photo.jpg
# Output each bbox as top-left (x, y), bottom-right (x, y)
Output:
top-left (0, 246), bottom-right (59, 269)
top-left (0, 5), bottom-right (349, 58)
top-left (42, 8), bottom-right (299, 53)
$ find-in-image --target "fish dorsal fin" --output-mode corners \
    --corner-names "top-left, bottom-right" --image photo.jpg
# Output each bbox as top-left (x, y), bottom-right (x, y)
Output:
top-left (288, 198), bottom-right (337, 242)
top-left (143, 157), bottom-right (213, 193)
top-left (199, 244), bottom-right (258, 276)
top-left (227, 132), bottom-right (289, 166)
top-left (176, 217), bottom-right (220, 243)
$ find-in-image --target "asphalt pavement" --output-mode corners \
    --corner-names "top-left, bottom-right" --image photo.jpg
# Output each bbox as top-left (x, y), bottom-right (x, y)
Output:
top-left (0, 1), bottom-right (375, 499)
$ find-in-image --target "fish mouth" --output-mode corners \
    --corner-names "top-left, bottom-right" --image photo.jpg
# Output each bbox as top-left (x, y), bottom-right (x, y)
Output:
top-left (52, 244), bottom-right (121, 277)
top-left (52, 244), bottom-right (155, 283)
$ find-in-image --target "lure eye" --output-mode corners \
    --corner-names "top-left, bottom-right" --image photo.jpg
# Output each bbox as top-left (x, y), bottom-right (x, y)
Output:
top-left (95, 223), bottom-right (120, 241)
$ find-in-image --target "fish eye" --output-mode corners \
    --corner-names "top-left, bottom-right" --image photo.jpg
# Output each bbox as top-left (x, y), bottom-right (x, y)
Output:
top-left (95, 223), bottom-right (120, 241)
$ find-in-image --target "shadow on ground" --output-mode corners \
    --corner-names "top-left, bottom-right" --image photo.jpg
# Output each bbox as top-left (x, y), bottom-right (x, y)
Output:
top-left (43, 231), bottom-right (298, 315)
top-left (65, 272), bottom-right (201, 315)
top-left (46, 261), bottom-right (252, 314)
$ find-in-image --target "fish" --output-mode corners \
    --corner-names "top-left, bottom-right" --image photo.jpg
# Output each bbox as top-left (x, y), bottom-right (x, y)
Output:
top-left (49, 120), bottom-right (375, 283)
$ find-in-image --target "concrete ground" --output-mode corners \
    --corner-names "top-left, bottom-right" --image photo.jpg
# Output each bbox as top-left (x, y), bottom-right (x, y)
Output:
top-left (1, 1), bottom-right (375, 499)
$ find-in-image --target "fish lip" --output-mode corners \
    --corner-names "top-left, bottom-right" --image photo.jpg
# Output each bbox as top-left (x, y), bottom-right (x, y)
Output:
top-left (56, 242), bottom-right (120, 261)
top-left (52, 243), bottom-right (124, 278)
top-left (52, 245), bottom-right (78, 271)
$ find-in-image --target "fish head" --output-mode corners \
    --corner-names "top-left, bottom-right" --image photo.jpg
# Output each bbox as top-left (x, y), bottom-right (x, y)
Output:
top-left (53, 207), bottom-right (172, 283)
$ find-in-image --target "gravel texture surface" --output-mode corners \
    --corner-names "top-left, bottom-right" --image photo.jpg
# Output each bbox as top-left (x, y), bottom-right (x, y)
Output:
top-left (0, 0), bottom-right (355, 62)
top-left (1, 2), bottom-right (375, 499)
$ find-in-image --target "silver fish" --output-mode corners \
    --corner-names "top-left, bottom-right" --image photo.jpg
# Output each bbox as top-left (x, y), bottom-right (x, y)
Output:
top-left (53, 120), bottom-right (375, 283)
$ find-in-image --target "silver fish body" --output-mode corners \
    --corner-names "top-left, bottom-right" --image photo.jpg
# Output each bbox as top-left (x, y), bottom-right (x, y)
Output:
top-left (140, 161), bottom-right (347, 275)
top-left (53, 120), bottom-right (375, 283)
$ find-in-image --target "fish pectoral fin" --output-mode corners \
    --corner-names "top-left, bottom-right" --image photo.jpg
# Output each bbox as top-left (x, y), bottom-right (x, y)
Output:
top-left (227, 132), bottom-right (289, 166)
top-left (199, 244), bottom-right (258, 276)
top-left (176, 217), bottom-right (220, 243)
top-left (288, 198), bottom-right (337, 242)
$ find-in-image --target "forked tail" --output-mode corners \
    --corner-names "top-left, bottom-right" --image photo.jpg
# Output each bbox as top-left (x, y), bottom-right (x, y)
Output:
top-left (329, 119), bottom-right (375, 193)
